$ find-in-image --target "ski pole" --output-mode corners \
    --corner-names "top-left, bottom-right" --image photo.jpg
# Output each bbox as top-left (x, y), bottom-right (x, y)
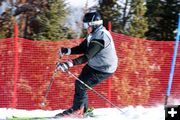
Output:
top-left (66, 70), bottom-right (125, 114)
top-left (40, 68), bottom-right (58, 107)
top-left (40, 58), bottom-right (62, 107)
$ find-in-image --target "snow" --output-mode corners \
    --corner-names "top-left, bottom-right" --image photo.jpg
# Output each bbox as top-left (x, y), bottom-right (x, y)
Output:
top-left (0, 2), bottom-right (6, 15)
top-left (0, 104), bottom-right (170, 120)
top-left (1, 98), bottom-right (180, 120)
top-left (65, 0), bottom-right (99, 37)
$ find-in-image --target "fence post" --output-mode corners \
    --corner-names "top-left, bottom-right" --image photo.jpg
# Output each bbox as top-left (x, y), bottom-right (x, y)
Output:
top-left (108, 21), bottom-right (112, 31)
top-left (108, 21), bottom-right (112, 107)
top-left (12, 18), bottom-right (19, 108)
top-left (165, 13), bottom-right (180, 106)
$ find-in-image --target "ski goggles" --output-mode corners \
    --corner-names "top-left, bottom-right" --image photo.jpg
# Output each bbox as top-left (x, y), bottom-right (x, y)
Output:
top-left (83, 20), bottom-right (103, 29)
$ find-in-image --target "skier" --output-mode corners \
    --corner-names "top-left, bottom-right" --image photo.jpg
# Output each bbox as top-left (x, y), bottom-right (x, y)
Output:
top-left (55, 11), bottom-right (118, 117)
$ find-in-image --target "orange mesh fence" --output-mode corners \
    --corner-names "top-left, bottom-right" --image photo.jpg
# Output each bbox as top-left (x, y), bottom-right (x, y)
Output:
top-left (0, 32), bottom-right (180, 110)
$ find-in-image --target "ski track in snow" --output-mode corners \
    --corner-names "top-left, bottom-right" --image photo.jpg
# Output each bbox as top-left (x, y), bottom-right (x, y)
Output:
top-left (0, 105), bottom-right (165, 120)
top-left (0, 99), bottom-right (179, 120)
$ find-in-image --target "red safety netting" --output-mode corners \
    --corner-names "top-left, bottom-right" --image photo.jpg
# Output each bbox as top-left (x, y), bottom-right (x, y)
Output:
top-left (0, 32), bottom-right (180, 110)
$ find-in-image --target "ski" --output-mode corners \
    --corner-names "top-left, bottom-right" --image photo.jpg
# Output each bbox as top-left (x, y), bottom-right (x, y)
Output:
top-left (7, 114), bottom-right (98, 120)
top-left (7, 116), bottom-right (61, 120)
top-left (7, 108), bottom-right (98, 120)
top-left (7, 113), bottom-right (98, 120)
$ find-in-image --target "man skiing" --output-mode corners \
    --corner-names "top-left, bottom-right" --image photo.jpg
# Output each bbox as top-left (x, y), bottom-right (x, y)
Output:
top-left (55, 11), bottom-right (118, 117)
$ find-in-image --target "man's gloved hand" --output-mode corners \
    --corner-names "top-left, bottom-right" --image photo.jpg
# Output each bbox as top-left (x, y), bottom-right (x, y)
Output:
top-left (58, 47), bottom-right (71, 57)
top-left (56, 60), bottom-right (73, 72)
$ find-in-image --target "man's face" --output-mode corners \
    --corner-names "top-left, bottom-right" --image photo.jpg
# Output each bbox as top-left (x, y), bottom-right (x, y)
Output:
top-left (87, 26), bottom-right (92, 34)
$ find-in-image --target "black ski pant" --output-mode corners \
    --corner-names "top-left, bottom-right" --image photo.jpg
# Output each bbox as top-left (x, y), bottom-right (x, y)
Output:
top-left (72, 65), bottom-right (112, 112)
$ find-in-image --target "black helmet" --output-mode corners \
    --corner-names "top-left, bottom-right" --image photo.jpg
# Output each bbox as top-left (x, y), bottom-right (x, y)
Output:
top-left (83, 11), bottom-right (103, 29)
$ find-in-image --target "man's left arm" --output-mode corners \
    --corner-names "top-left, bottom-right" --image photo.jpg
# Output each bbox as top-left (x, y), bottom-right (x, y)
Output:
top-left (72, 39), bottom-right (104, 65)
top-left (57, 39), bottom-right (104, 72)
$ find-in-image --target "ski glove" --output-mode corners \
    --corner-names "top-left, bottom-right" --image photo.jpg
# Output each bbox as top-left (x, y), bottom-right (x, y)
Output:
top-left (58, 47), bottom-right (71, 57)
top-left (56, 60), bottom-right (73, 72)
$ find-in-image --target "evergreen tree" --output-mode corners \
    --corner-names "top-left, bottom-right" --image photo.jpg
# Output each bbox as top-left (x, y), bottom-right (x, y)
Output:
top-left (0, 9), bottom-right (13, 38)
top-left (0, 0), bottom-right (76, 40)
top-left (127, 0), bottom-right (148, 38)
top-left (30, 0), bottom-right (76, 41)
top-left (0, 0), bottom-right (14, 39)
top-left (146, 0), bottom-right (180, 41)
top-left (98, 0), bottom-right (148, 37)
top-left (98, 0), bottom-right (122, 32)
